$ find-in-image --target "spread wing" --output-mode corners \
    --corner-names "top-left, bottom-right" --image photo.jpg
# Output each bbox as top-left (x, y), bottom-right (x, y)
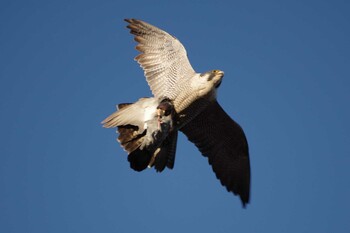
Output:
top-left (180, 101), bottom-right (250, 207)
top-left (125, 19), bottom-right (196, 99)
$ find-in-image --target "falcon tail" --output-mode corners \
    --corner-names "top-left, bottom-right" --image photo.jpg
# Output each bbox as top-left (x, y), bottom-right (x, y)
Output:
top-left (127, 148), bottom-right (153, 171)
top-left (128, 131), bottom-right (178, 173)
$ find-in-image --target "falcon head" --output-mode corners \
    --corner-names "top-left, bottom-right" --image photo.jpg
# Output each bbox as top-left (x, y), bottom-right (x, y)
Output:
top-left (207, 70), bottom-right (224, 88)
top-left (200, 69), bottom-right (224, 87)
top-left (195, 70), bottom-right (224, 97)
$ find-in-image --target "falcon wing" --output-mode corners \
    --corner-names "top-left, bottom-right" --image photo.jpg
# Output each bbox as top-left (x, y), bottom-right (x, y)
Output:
top-left (125, 19), bottom-right (196, 99)
top-left (180, 101), bottom-right (250, 207)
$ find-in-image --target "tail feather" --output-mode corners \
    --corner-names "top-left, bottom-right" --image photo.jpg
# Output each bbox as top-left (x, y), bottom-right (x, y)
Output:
top-left (166, 130), bottom-right (178, 169)
top-left (124, 130), bottom-right (178, 173)
top-left (153, 131), bottom-right (178, 172)
top-left (127, 148), bottom-right (152, 172)
top-left (118, 125), bottom-right (146, 153)
top-left (117, 124), bottom-right (139, 145)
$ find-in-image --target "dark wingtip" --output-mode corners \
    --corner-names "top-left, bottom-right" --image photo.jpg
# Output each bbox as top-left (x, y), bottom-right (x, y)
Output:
top-left (236, 184), bottom-right (250, 208)
top-left (241, 199), bottom-right (249, 209)
top-left (239, 190), bottom-right (250, 208)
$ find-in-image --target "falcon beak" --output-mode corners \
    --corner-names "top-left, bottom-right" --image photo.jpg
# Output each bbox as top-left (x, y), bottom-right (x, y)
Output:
top-left (217, 70), bottom-right (224, 77)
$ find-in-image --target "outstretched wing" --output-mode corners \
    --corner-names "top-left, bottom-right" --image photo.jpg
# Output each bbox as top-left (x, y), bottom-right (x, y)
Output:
top-left (180, 101), bottom-right (250, 207)
top-left (125, 19), bottom-right (196, 99)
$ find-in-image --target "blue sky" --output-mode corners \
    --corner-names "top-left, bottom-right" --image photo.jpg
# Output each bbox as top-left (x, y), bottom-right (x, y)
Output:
top-left (1, 0), bottom-right (349, 232)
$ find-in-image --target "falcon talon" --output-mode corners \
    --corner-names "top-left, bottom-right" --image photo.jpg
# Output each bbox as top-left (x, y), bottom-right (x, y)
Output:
top-left (102, 19), bottom-right (251, 207)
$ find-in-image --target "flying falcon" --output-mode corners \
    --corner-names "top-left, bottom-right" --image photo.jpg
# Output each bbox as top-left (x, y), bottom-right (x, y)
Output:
top-left (102, 19), bottom-right (250, 207)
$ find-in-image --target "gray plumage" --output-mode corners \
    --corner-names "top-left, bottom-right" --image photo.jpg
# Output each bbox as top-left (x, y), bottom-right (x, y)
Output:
top-left (102, 19), bottom-right (250, 207)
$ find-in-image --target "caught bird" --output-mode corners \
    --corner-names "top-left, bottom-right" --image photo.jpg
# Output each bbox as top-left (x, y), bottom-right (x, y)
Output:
top-left (102, 19), bottom-right (251, 207)
top-left (103, 97), bottom-right (177, 172)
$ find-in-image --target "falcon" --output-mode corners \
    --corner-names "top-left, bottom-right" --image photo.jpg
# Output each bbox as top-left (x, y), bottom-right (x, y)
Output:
top-left (102, 19), bottom-right (250, 207)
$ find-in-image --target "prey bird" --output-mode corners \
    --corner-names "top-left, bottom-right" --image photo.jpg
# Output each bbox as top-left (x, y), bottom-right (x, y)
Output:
top-left (102, 19), bottom-right (251, 207)
top-left (103, 97), bottom-right (177, 172)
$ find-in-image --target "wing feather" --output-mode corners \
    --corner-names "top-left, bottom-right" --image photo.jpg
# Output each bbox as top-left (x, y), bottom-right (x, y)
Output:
top-left (125, 19), bottom-right (196, 99)
top-left (180, 101), bottom-right (250, 207)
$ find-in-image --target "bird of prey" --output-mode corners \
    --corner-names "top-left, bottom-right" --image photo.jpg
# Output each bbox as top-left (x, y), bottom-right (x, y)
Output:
top-left (102, 19), bottom-right (250, 207)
